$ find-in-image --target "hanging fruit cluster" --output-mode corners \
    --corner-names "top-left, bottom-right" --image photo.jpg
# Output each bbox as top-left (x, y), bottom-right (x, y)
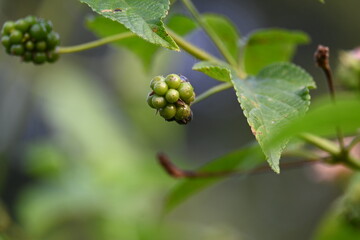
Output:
top-left (147, 74), bottom-right (195, 124)
top-left (1, 16), bottom-right (60, 64)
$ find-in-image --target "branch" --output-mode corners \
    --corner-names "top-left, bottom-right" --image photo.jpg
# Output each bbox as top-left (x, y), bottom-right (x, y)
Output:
top-left (57, 32), bottom-right (135, 54)
top-left (158, 152), bottom-right (317, 179)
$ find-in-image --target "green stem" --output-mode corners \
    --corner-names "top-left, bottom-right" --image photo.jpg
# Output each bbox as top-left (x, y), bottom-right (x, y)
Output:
top-left (192, 82), bottom-right (233, 105)
top-left (300, 133), bottom-right (360, 170)
top-left (282, 148), bottom-right (320, 161)
top-left (347, 135), bottom-right (360, 151)
top-left (180, 0), bottom-right (238, 69)
top-left (56, 32), bottom-right (135, 54)
top-left (299, 133), bottom-right (340, 156)
top-left (344, 155), bottom-right (360, 170)
top-left (167, 29), bottom-right (220, 63)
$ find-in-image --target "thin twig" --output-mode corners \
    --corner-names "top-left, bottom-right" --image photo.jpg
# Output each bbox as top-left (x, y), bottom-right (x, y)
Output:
top-left (157, 152), bottom-right (317, 179)
top-left (180, 0), bottom-right (238, 68)
top-left (57, 32), bottom-right (135, 54)
top-left (191, 82), bottom-right (233, 105)
top-left (314, 45), bottom-right (345, 150)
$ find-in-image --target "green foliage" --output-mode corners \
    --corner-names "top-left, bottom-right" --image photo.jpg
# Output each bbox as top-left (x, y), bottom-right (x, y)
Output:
top-left (80, 0), bottom-right (179, 51)
top-left (201, 14), bottom-right (240, 63)
top-left (165, 145), bottom-right (265, 211)
top-left (86, 15), bottom-right (196, 70)
top-left (17, 63), bottom-right (174, 240)
top-left (167, 15), bottom-right (197, 36)
top-left (314, 175), bottom-right (360, 240)
top-left (243, 29), bottom-right (310, 75)
top-left (192, 61), bottom-right (232, 82)
top-left (336, 48), bottom-right (360, 91)
top-left (268, 96), bottom-right (360, 146)
top-left (232, 63), bottom-right (316, 173)
top-left (3, 0), bottom-right (360, 238)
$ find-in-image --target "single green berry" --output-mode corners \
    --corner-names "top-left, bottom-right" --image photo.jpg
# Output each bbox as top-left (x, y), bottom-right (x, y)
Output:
top-left (23, 33), bottom-right (30, 41)
top-left (39, 19), bottom-right (53, 33)
top-left (9, 30), bottom-right (23, 44)
top-left (33, 52), bottom-right (47, 64)
top-left (165, 89), bottom-right (180, 103)
top-left (165, 74), bottom-right (182, 89)
top-left (150, 76), bottom-right (164, 89)
top-left (151, 95), bottom-right (167, 109)
top-left (29, 23), bottom-right (47, 40)
top-left (2, 21), bottom-right (15, 35)
top-left (24, 16), bottom-right (37, 26)
top-left (36, 41), bottom-right (47, 51)
top-left (10, 44), bottom-right (24, 56)
top-left (178, 82), bottom-right (194, 100)
top-left (46, 51), bottom-right (59, 63)
top-left (23, 51), bottom-right (33, 62)
top-left (25, 41), bottom-right (35, 50)
top-left (183, 92), bottom-right (196, 104)
top-left (1, 35), bottom-right (11, 48)
top-left (147, 94), bottom-right (155, 109)
top-left (46, 32), bottom-right (60, 49)
top-left (159, 104), bottom-right (177, 120)
top-left (153, 81), bottom-right (168, 96)
top-left (15, 19), bottom-right (30, 32)
top-left (175, 104), bottom-right (192, 120)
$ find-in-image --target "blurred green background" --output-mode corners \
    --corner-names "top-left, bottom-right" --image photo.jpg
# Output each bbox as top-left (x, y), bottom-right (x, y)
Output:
top-left (1, 0), bottom-right (360, 239)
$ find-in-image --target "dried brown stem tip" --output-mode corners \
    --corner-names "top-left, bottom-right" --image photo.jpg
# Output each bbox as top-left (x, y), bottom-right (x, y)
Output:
top-left (315, 45), bottom-right (330, 69)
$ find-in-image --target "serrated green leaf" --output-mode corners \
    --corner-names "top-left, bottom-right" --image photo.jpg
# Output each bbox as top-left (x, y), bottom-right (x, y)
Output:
top-left (192, 61), bottom-right (232, 82)
top-left (243, 29), bottom-right (310, 75)
top-left (165, 145), bottom-right (265, 212)
top-left (80, 0), bottom-right (179, 51)
top-left (86, 15), bottom-right (196, 70)
top-left (201, 14), bottom-right (240, 62)
top-left (232, 63), bottom-right (316, 173)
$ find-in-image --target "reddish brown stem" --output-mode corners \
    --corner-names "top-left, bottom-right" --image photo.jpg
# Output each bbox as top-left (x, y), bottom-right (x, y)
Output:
top-left (157, 153), bottom-right (316, 179)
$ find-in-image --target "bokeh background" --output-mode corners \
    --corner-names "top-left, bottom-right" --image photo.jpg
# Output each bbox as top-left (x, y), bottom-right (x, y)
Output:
top-left (1, 0), bottom-right (360, 239)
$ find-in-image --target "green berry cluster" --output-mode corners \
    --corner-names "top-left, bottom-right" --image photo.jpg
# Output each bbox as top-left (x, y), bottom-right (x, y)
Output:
top-left (1, 16), bottom-right (60, 64)
top-left (147, 74), bottom-right (195, 124)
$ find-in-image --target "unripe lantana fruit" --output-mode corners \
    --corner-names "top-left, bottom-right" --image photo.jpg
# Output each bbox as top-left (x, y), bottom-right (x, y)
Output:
top-left (165, 89), bottom-right (180, 103)
top-left (159, 104), bottom-right (177, 120)
top-left (153, 81), bottom-right (168, 96)
top-left (147, 94), bottom-right (155, 109)
top-left (165, 74), bottom-right (182, 89)
top-left (175, 104), bottom-right (192, 121)
top-left (178, 82), bottom-right (194, 100)
top-left (1, 16), bottom-right (61, 64)
top-left (151, 95), bottom-right (167, 109)
top-left (150, 76), bottom-right (164, 89)
top-left (146, 74), bottom-right (195, 124)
